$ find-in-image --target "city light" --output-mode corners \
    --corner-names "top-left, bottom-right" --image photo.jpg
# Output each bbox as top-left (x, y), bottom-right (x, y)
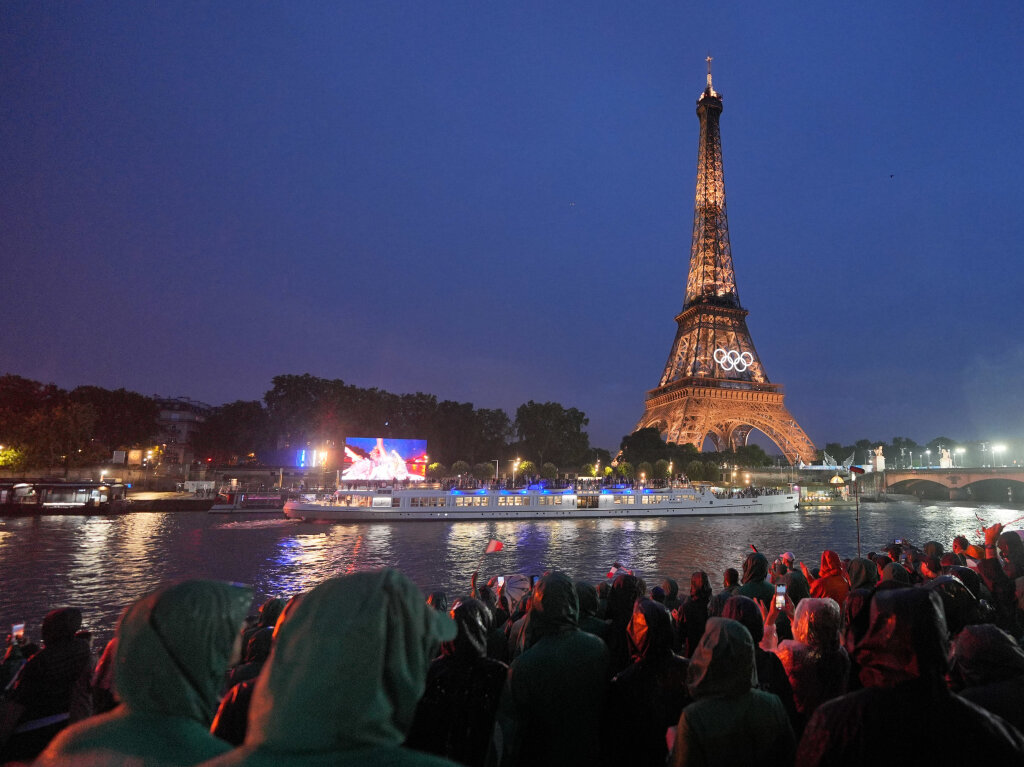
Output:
top-left (993, 444), bottom-right (1007, 466)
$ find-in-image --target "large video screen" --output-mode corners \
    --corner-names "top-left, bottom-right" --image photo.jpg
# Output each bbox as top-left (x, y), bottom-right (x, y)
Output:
top-left (342, 437), bottom-right (427, 482)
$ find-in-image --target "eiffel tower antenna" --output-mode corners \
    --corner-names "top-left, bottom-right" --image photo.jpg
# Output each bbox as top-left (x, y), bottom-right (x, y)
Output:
top-left (635, 63), bottom-right (815, 465)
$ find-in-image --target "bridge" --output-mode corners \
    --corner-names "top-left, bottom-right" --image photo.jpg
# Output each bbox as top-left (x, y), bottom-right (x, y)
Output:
top-left (867, 467), bottom-right (1024, 501)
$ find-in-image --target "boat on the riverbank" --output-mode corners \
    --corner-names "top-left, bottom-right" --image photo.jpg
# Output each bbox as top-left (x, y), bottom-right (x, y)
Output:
top-left (283, 483), bottom-right (799, 522)
top-left (210, 488), bottom-right (293, 513)
top-left (0, 479), bottom-right (129, 515)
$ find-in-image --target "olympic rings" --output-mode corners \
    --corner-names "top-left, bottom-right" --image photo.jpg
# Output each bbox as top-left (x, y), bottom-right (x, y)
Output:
top-left (714, 348), bottom-right (753, 372)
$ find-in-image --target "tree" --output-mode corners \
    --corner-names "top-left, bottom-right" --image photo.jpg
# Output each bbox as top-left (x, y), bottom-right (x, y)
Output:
top-left (22, 400), bottom-right (96, 470)
top-left (0, 374), bottom-right (63, 452)
top-left (637, 461), bottom-right (653, 481)
top-left (472, 462), bottom-right (495, 482)
top-left (426, 462), bottom-right (446, 480)
top-left (734, 444), bottom-right (771, 467)
top-left (451, 460), bottom-right (471, 477)
top-left (517, 460), bottom-right (537, 478)
top-left (540, 462), bottom-right (558, 480)
top-left (686, 459), bottom-right (705, 482)
top-left (0, 446), bottom-right (25, 471)
top-left (191, 400), bottom-right (271, 463)
top-left (616, 461), bottom-right (634, 480)
top-left (68, 386), bottom-right (159, 450)
top-left (654, 458), bottom-right (671, 479)
top-left (618, 427), bottom-right (669, 467)
top-left (514, 401), bottom-right (590, 467)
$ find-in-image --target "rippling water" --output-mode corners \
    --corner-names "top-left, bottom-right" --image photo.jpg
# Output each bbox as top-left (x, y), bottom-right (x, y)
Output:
top-left (2, 500), bottom-right (1021, 646)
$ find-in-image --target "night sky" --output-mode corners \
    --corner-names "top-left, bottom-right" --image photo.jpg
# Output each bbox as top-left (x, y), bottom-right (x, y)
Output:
top-left (3, 2), bottom-right (1023, 453)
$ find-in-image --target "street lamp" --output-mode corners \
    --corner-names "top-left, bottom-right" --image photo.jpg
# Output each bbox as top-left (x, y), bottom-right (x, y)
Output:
top-left (640, 471), bottom-right (646, 487)
top-left (512, 458), bottom-right (521, 487)
top-left (492, 460), bottom-right (499, 481)
top-left (925, 449), bottom-right (931, 468)
top-left (955, 447), bottom-right (965, 468)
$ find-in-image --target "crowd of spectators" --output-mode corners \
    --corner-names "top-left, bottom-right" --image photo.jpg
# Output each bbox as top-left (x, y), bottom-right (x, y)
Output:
top-left (3, 522), bottom-right (1024, 765)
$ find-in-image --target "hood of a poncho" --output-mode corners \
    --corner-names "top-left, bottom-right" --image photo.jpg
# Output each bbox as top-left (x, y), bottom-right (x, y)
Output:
top-left (686, 617), bottom-right (756, 699)
top-left (245, 569), bottom-right (456, 753)
top-left (855, 587), bottom-right (949, 689)
top-left (115, 580), bottom-right (252, 724)
top-left (741, 553), bottom-right (769, 585)
top-left (626, 598), bottom-right (674, 662)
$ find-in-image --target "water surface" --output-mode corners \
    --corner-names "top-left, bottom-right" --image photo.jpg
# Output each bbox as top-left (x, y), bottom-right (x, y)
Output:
top-left (2, 500), bottom-right (1019, 646)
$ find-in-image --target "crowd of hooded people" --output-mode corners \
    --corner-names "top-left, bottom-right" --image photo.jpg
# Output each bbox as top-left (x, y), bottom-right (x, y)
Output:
top-left (4, 521), bottom-right (1024, 766)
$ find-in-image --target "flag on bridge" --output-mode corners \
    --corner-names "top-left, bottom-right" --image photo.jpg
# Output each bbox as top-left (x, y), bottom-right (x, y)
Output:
top-left (485, 539), bottom-right (504, 554)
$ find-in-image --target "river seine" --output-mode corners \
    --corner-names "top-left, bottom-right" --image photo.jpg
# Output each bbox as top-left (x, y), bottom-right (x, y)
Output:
top-left (2, 500), bottom-right (1021, 646)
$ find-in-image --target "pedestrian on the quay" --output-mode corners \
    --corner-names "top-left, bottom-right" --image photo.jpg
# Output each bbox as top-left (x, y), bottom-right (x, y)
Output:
top-left (405, 597), bottom-right (508, 767)
top-left (670, 617), bottom-right (795, 766)
top-left (606, 598), bottom-right (690, 767)
top-left (199, 569), bottom-right (460, 767)
top-left (797, 588), bottom-right (1024, 763)
top-left (495, 571), bottom-right (609, 767)
top-left (35, 580), bottom-right (252, 767)
top-left (0, 608), bottom-right (92, 763)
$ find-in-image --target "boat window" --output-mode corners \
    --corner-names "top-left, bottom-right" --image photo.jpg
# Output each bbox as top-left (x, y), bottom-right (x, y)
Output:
top-left (642, 494), bottom-right (668, 504)
top-left (410, 497), bottom-right (447, 507)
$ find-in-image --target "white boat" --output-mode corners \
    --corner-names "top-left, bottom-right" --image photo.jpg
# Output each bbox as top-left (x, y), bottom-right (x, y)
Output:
top-left (283, 484), bottom-right (799, 522)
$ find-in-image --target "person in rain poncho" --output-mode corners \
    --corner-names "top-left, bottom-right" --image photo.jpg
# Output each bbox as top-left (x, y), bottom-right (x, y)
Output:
top-left (670, 617), bottom-right (794, 767)
top-left (405, 597), bottom-right (507, 767)
top-left (0, 608), bottom-right (92, 763)
top-left (737, 553), bottom-right (774, 610)
top-left (948, 622), bottom-right (1024, 735)
top-left (774, 597), bottom-right (848, 730)
top-left (796, 588), bottom-right (1024, 763)
top-left (198, 569), bottom-right (459, 767)
top-left (35, 580), bottom-right (252, 767)
top-left (805, 551), bottom-right (850, 608)
top-left (496, 571), bottom-right (609, 767)
top-left (606, 598), bottom-right (691, 767)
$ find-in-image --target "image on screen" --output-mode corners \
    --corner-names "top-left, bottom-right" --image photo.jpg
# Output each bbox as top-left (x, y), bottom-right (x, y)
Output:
top-left (342, 437), bottom-right (427, 481)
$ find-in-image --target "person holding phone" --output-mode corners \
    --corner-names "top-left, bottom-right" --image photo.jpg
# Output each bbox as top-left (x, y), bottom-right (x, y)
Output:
top-left (0, 608), bottom-right (92, 762)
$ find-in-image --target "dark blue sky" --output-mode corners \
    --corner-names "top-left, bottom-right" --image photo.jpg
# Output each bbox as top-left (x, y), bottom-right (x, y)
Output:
top-left (3, 2), bottom-right (1023, 453)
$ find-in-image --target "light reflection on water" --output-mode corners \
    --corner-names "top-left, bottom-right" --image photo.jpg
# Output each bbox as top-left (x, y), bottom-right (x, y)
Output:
top-left (2, 501), bottom-right (1022, 646)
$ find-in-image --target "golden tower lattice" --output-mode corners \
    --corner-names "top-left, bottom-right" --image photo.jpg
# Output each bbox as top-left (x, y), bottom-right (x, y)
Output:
top-left (636, 60), bottom-right (816, 465)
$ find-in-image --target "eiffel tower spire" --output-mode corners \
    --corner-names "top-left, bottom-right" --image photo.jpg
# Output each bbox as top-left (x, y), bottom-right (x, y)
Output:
top-left (635, 63), bottom-right (815, 465)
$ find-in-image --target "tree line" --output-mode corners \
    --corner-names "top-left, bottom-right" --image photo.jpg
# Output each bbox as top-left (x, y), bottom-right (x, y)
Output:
top-left (0, 375), bottom-right (158, 471)
top-left (0, 372), bottom-right (978, 477)
top-left (0, 373), bottom-right (603, 476)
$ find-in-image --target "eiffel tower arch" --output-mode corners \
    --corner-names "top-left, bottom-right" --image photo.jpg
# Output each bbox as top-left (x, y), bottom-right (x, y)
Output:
top-left (636, 60), bottom-right (815, 465)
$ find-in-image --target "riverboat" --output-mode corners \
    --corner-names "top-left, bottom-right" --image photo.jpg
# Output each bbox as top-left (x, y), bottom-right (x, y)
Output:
top-left (209, 488), bottom-right (293, 513)
top-left (0, 479), bottom-right (130, 516)
top-left (283, 484), bottom-right (799, 522)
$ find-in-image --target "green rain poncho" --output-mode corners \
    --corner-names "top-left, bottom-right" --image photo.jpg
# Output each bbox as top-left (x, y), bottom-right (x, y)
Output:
top-left (35, 579), bottom-right (253, 767)
top-left (198, 569), bottom-right (459, 767)
top-left (671, 617), bottom-right (794, 767)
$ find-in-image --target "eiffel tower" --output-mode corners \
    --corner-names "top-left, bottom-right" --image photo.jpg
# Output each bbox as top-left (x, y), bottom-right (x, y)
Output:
top-left (636, 59), bottom-right (816, 465)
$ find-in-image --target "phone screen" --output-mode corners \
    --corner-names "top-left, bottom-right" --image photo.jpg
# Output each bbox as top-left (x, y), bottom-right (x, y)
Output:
top-left (774, 585), bottom-right (786, 609)
top-left (496, 576), bottom-right (505, 587)
top-left (11, 623), bottom-right (24, 639)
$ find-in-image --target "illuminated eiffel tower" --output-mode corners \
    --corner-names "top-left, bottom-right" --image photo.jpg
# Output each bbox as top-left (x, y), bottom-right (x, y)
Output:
top-left (636, 59), bottom-right (815, 465)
